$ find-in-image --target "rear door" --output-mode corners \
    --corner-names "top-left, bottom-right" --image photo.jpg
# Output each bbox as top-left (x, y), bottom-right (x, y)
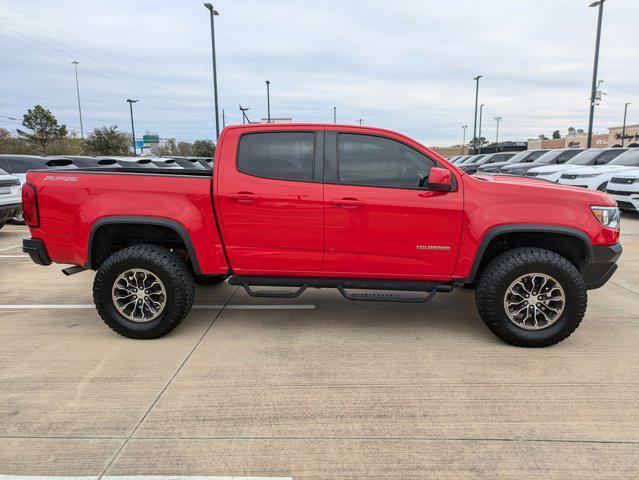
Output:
top-left (215, 127), bottom-right (324, 274)
top-left (322, 129), bottom-right (463, 280)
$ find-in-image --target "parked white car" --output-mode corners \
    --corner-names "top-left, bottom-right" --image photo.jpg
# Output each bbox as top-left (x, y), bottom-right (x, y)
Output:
top-left (557, 149), bottom-right (639, 191)
top-left (526, 148), bottom-right (627, 182)
top-left (607, 168), bottom-right (639, 214)
top-left (0, 168), bottom-right (22, 230)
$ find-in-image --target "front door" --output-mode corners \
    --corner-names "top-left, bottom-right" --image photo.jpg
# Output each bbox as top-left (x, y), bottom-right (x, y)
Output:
top-left (323, 130), bottom-right (463, 280)
top-left (215, 127), bottom-right (324, 275)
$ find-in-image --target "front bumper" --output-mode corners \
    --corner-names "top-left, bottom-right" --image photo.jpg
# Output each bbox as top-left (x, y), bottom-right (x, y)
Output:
top-left (23, 238), bottom-right (51, 266)
top-left (581, 243), bottom-right (622, 290)
top-left (608, 192), bottom-right (639, 213)
top-left (0, 203), bottom-right (22, 222)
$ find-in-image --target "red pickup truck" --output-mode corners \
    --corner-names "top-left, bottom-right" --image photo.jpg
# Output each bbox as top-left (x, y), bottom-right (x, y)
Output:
top-left (22, 124), bottom-right (622, 347)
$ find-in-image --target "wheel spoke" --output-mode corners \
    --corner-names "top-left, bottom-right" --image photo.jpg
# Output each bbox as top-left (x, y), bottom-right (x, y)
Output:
top-left (112, 269), bottom-right (166, 323)
top-left (503, 273), bottom-right (565, 331)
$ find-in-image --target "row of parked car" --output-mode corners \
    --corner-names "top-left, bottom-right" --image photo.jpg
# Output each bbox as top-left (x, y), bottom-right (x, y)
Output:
top-left (447, 148), bottom-right (639, 214)
top-left (0, 154), bottom-right (213, 228)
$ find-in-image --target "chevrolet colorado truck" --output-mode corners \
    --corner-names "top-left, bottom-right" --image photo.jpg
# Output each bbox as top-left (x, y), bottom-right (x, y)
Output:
top-left (22, 124), bottom-right (622, 347)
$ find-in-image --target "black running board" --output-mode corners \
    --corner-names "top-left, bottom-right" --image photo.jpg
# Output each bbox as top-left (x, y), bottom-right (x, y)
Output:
top-left (229, 276), bottom-right (452, 303)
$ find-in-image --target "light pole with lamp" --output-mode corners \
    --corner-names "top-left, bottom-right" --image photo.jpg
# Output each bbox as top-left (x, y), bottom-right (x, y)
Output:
top-left (126, 99), bottom-right (138, 156)
top-left (587, 0), bottom-right (606, 148)
top-left (494, 116), bottom-right (502, 152)
top-left (204, 3), bottom-right (221, 141)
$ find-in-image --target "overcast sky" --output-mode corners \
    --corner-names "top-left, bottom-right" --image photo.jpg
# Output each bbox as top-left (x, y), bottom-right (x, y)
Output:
top-left (1, 0), bottom-right (638, 146)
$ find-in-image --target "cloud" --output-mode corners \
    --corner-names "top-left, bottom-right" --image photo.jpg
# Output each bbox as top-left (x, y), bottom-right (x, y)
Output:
top-left (1, 0), bottom-right (637, 145)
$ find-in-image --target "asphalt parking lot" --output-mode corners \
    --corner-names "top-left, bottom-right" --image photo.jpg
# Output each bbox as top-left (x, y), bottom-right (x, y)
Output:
top-left (1, 217), bottom-right (638, 479)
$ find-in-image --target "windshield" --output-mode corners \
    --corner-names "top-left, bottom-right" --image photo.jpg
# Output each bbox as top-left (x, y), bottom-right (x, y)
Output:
top-left (503, 150), bottom-right (547, 164)
top-left (482, 153), bottom-right (515, 164)
top-left (531, 150), bottom-right (563, 164)
top-left (609, 149), bottom-right (639, 166)
top-left (567, 150), bottom-right (601, 165)
top-left (464, 155), bottom-right (485, 164)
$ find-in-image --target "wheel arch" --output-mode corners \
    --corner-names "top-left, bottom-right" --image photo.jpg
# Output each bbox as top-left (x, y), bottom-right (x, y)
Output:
top-left (87, 216), bottom-right (201, 274)
top-left (464, 224), bottom-right (593, 284)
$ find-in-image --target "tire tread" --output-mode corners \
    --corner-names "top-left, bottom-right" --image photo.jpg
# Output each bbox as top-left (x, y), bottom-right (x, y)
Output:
top-left (476, 247), bottom-right (587, 347)
top-left (93, 244), bottom-right (195, 339)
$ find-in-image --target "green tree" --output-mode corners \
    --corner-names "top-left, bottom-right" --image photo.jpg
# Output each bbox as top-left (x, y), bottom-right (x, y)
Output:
top-left (177, 141), bottom-right (192, 156)
top-left (17, 105), bottom-right (67, 155)
top-left (468, 136), bottom-right (489, 149)
top-left (150, 144), bottom-right (170, 156)
top-left (552, 130), bottom-right (561, 139)
top-left (538, 133), bottom-right (549, 140)
top-left (192, 139), bottom-right (215, 157)
top-left (85, 126), bottom-right (131, 156)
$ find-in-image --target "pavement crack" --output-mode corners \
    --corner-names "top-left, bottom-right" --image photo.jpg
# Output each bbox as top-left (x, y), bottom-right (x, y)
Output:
top-left (96, 286), bottom-right (240, 479)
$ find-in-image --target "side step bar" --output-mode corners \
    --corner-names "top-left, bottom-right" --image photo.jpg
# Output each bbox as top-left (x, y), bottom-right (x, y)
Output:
top-left (229, 276), bottom-right (453, 303)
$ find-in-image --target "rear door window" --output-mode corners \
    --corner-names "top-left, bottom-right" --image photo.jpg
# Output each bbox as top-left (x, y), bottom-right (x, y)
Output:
top-left (556, 150), bottom-right (582, 163)
top-left (237, 132), bottom-right (315, 181)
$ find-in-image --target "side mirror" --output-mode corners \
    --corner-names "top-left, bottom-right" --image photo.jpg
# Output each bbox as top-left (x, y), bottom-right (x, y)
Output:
top-left (427, 167), bottom-right (452, 192)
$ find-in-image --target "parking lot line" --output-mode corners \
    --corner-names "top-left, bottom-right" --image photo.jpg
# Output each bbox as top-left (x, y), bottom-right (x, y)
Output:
top-left (0, 254), bottom-right (27, 258)
top-left (0, 304), bottom-right (316, 310)
top-left (0, 244), bottom-right (21, 252)
top-left (0, 477), bottom-right (293, 480)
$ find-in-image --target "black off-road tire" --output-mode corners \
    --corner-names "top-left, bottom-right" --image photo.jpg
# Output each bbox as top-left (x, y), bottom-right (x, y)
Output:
top-left (93, 245), bottom-right (195, 339)
top-left (194, 274), bottom-right (228, 285)
top-left (475, 247), bottom-right (587, 348)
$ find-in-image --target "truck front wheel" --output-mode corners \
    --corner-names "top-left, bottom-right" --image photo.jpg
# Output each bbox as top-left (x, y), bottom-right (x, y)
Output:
top-left (93, 245), bottom-right (195, 339)
top-left (475, 247), bottom-right (587, 347)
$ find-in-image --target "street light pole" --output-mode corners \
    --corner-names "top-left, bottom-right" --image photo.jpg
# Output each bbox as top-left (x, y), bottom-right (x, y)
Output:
top-left (71, 61), bottom-right (84, 140)
top-left (204, 3), bottom-right (221, 141)
top-left (333, 106), bottom-right (337, 124)
top-left (265, 80), bottom-right (271, 123)
top-left (587, 0), bottom-right (606, 148)
top-left (478, 104), bottom-right (485, 153)
top-left (621, 102), bottom-right (631, 147)
top-left (126, 99), bottom-right (138, 156)
top-left (222, 108), bottom-right (226, 128)
top-left (494, 116), bottom-right (502, 152)
top-left (472, 75), bottom-right (482, 154)
top-left (461, 125), bottom-right (468, 150)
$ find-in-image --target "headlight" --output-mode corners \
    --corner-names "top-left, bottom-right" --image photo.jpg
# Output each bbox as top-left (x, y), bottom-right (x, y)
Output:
top-left (591, 206), bottom-right (620, 230)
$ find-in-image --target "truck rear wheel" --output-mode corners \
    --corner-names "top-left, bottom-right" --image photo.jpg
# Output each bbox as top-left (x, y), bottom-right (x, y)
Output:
top-left (475, 247), bottom-right (587, 347)
top-left (93, 245), bottom-right (195, 339)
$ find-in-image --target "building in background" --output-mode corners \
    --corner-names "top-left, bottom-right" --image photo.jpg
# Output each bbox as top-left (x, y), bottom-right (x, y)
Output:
top-left (528, 124), bottom-right (639, 150)
top-left (609, 124), bottom-right (639, 148)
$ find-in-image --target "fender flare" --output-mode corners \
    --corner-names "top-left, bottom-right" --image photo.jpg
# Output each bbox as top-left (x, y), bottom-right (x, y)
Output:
top-left (87, 216), bottom-right (202, 274)
top-left (464, 224), bottom-right (593, 283)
